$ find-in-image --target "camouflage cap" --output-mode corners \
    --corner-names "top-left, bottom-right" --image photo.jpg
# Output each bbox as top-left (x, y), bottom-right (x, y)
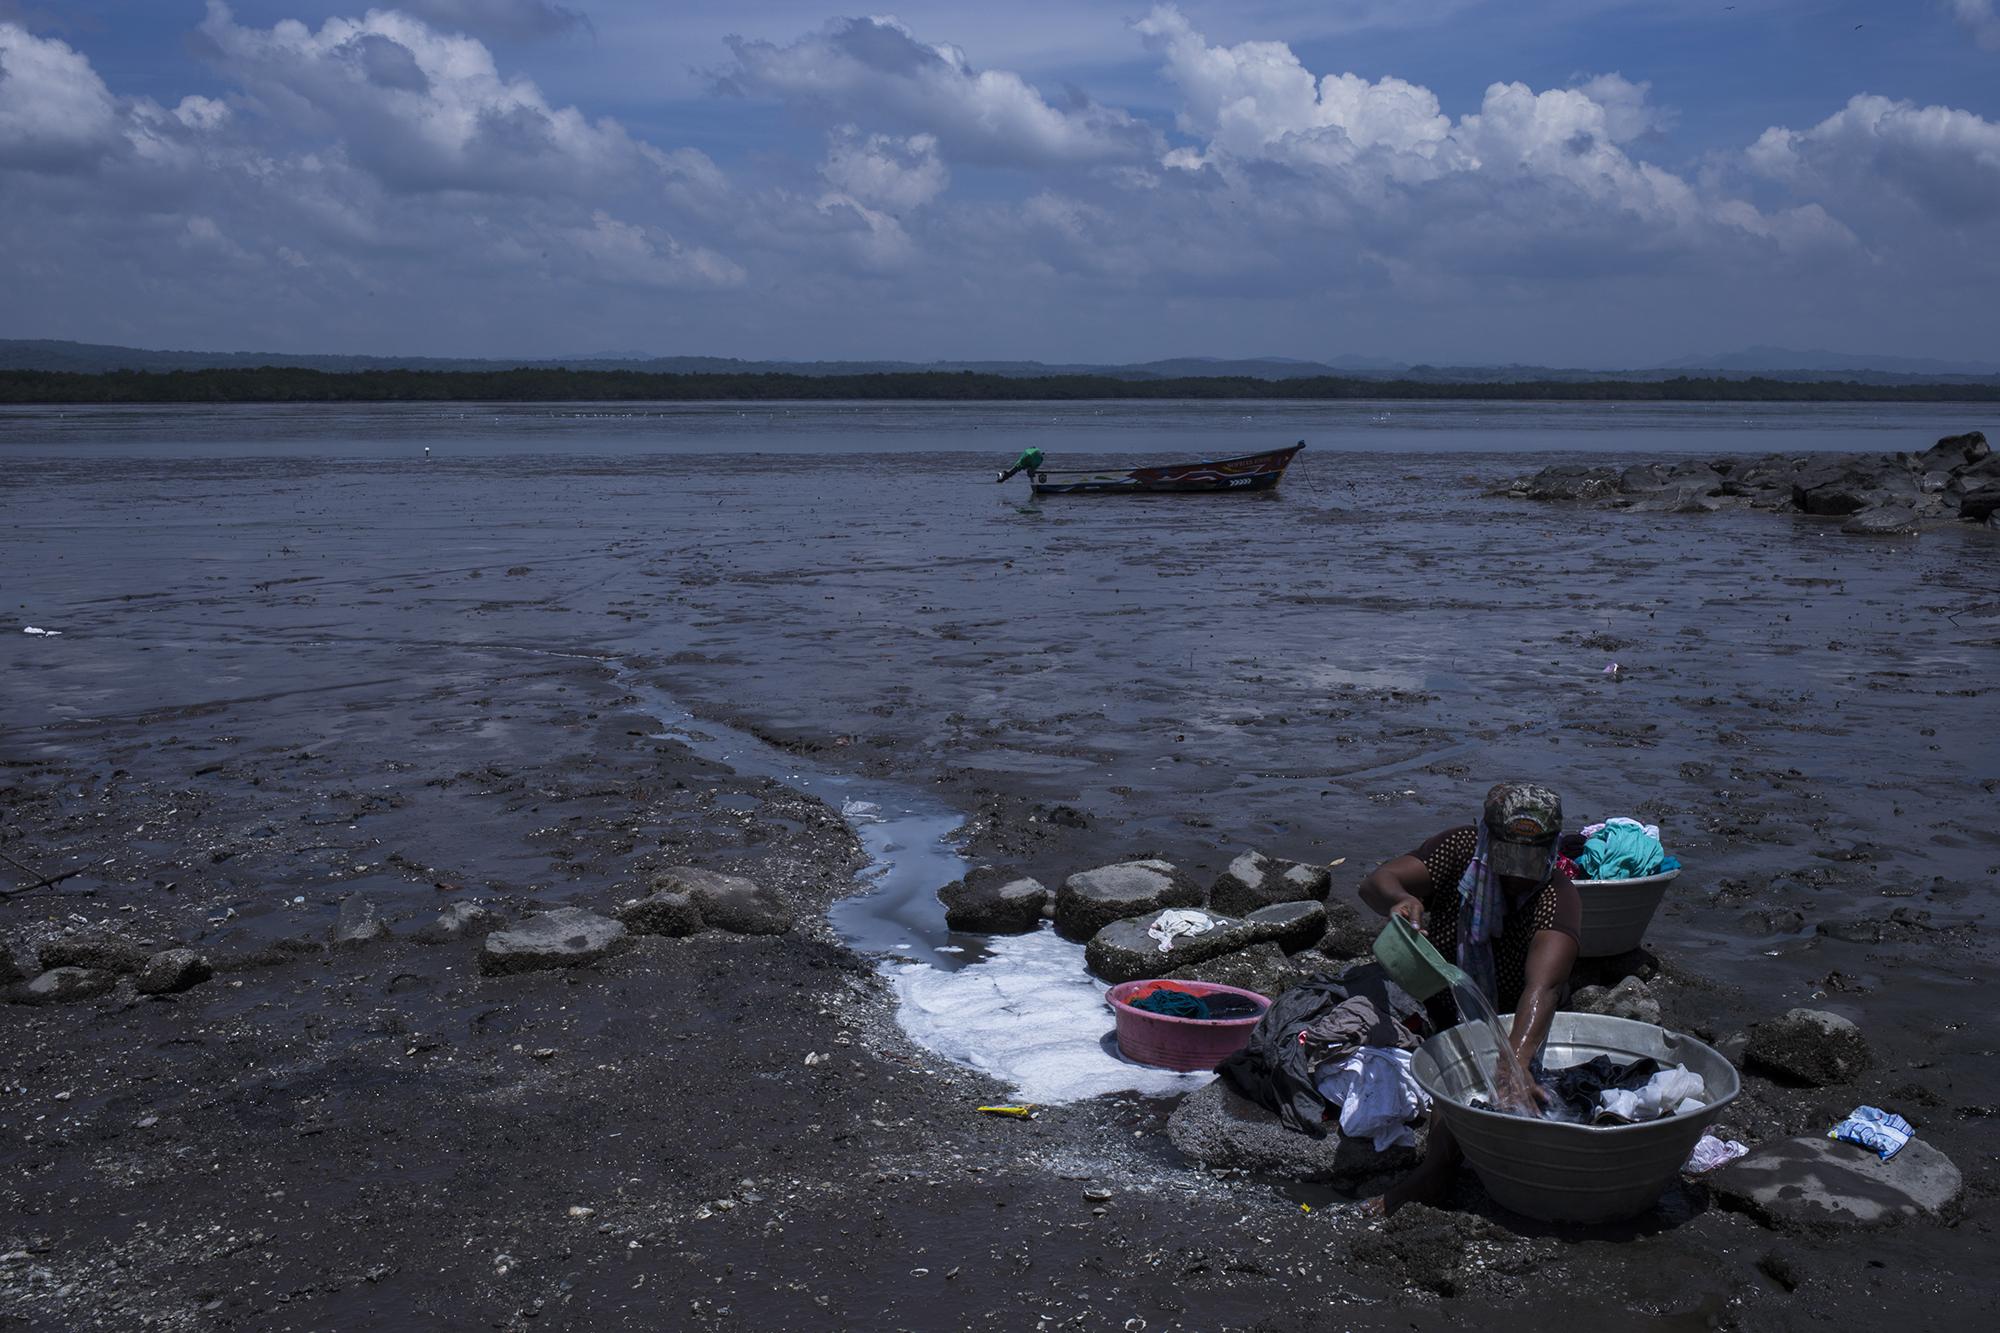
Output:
top-left (1482, 781), bottom-right (1563, 879)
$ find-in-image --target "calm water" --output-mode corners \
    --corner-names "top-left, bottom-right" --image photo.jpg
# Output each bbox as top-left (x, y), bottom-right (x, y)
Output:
top-left (1, 397), bottom-right (1989, 459)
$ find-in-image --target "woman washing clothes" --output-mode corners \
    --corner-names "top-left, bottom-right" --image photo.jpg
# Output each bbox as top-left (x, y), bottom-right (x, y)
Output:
top-left (1354, 781), bottom-right (1580, 1216)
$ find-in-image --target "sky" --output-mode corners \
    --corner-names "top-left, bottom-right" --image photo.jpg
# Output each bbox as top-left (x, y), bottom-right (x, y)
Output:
top-left (2, 1), bottom-right (1997, 366)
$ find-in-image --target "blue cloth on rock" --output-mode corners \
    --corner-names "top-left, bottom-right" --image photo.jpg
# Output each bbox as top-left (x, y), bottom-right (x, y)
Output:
top-left (1830, 1105), bottom-right (1913, 1161)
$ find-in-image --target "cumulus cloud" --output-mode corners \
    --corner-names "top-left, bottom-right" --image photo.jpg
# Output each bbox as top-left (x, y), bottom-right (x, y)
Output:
top-left (720, 16), bottom-right (1159, 168)
top-left (1944, 0), bottom-right (2000, 50)
top-left (0, 22), bottom-right (123, 170)
top-left (1136, 5), bottom-right (1452, 172)
top-left (565, 209), bottom-right (743, 288)
top-left (0, 3), bottom-right (763, 362)
top-left (0, 3), bottom-right (1994, 363)
top-left (1575, 73), bottom-right (1673, 144)
top-left (400, 1), bottom-right (591, 42)
top-left (1747, 94), bottom-right (2000, 225)
top-left (194, 2), bottom-right (664, 195)
top-left (1136, 3), bottom-right (1830, 258)
top-left (820, 127), bottom-right (948, 212)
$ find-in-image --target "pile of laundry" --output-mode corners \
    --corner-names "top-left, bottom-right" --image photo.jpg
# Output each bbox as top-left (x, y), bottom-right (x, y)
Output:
top-left (1563, 816), bottom-right (1682, 882)
top-left (1217, 972), bottom-right (1435, 1151)
top-left (1473, 1054), bottom-right (1708, 1124)
top-left (1146, 908), bottom-right (1214, 953)
top-left (1127, 985), bottom-right (1263, 1021)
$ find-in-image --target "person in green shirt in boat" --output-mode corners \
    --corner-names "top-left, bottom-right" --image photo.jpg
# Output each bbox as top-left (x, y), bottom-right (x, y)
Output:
top-left (995, 448), bottom-right (1044, 483)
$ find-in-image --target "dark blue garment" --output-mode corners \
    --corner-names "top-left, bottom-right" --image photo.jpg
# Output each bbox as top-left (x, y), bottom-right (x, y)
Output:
top-left (1132, 988), bottom-right (1209, 1019)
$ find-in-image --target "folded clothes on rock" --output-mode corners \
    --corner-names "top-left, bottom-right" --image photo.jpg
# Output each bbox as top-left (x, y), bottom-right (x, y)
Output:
top-left (1147, 909), bottom-right (1215, 954)
top-left (1830, 1105), bottom-right (1914, 1161)
top-left (1314, 1047), bottom-right (1430, 1151)
top-left (1684, 1134), bottom-right (1750, 1174)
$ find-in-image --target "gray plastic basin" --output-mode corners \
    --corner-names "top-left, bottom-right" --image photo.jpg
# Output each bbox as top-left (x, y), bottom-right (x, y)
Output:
top-left (1412, 1012), bottom-right (1739, 1223)
top-left (1572, 867), bottom-right (1679, 957)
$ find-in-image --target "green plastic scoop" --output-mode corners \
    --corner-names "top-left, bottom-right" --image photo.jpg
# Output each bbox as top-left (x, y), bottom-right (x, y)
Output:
top-left (1371, 915), bottom-right (1470, 1002)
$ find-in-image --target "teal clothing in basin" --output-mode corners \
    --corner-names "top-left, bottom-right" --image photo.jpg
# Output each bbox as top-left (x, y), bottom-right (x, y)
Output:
top-left (1579, 821), bottom-right (1665, 880)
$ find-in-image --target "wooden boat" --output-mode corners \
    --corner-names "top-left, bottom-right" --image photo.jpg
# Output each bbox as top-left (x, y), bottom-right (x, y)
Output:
top-left (1008, 441), bottom-right (1305, 496)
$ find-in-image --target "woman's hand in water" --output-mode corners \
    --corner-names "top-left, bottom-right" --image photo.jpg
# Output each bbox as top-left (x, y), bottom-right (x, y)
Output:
top-left (1389, 898), bottom-right (1426, 936)
top-left (1492, 1054), bottom-right (1550, 1115)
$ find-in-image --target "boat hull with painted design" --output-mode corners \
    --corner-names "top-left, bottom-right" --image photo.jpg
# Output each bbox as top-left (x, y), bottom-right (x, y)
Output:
top-left (1027, 442), bottom-right (1304, 495)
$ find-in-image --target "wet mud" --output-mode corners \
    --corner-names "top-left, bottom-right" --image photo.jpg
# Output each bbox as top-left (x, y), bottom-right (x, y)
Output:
top-left (2, 403), bottom-right (1997, 1330)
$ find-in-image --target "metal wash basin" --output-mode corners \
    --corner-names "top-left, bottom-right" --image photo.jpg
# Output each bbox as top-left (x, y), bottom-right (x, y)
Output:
top-left (1412, 1012), bottom-right (1739, 1223)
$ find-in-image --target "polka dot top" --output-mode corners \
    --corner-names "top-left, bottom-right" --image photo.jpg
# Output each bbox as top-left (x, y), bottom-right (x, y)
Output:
top-left (1414, 825), bottom-right (1580, 1026)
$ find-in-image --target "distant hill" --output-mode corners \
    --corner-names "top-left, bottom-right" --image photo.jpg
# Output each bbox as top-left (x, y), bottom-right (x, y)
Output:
top-left (7, 365), bottom-right (1999, 405)
top-left (0, 341), bottom-right (1379, 382)
top-left (3, 338), bottom-right (1995, 387)
top-left (1662, 345), bottom-right (2000, 377)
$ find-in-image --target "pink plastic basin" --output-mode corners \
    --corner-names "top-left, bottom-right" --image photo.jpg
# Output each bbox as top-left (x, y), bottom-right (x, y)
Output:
top-left (1105, 980), bottom-right (1271, 1072)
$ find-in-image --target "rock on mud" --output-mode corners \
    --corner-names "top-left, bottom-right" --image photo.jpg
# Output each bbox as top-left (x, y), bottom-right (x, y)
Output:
top-left (135, 948), bottom-right (212, 995)
top-left (479, 908), bottom-right (629, 976)
top-left (1164, 942), bottom-right (1327, 997)
top-left (39, 935), bottom-right (149, 974)
top-left (1745, 1008), bottom-right (1872, 1086)
top-left (1085, 902), bottom-right (1328, 984)
top-left (1318, 895), bottom-right (1379, 963)
top-left (1626, 481), bottom-right (1722, 514)
top-left (332, 895), bottom-right (391, 948)
top-left (1793, 479), bottom-right (1881, 516)
top-left (1570, 975), bottom-right (1661, 1025)
top-left (937, 868), bottom-right (1050, 934)
top-left (1960, 485), bottom-right (2000, 523)
top-left (419, 901), bottom-right (506, 942)
top-left (1516, 465), bottom-right (1619, 502)
top-left (1841, 505), bottom-right (1921, 536)
top-left (1166, 1081), bottom-right (1416, 1185)
top-left (649, 867), bottom-right (793, 935)
top-left (11, 966), bottom-right (117, 1005)
top-left (1708, 1136), bottom-right (1961, 1229)
top-left (1208, 851), bottom-right (1331, 917)
top-left (1509, 434), bottom-right (2000, 533)
top-left (614, 889), bottom-right (705, 938)
top-left (1921, 430), bottom-right (1989, 470)
top-left (1054, 860), bottom-right (1202, 942)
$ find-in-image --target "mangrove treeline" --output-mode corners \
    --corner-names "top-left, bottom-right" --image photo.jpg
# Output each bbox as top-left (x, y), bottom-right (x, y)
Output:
top-left (4, 367), bottom-right (1999, 404)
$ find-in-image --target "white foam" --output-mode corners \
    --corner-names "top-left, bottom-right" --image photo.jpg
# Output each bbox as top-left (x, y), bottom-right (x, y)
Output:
top-left (891, 928), bottom-right (1215, 1105)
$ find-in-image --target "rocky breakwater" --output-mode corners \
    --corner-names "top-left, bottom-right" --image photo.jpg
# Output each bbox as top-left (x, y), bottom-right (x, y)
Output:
top-left (1505, 430), bottom-right (1999, 536)
top-left (1052, 850), bottom-right (1377, 993)
top-left (5, 932), bottom-right (217, 1006)
top-left (935, 866), bottom-right (1052, 934)
top-left (6, 863), bottom-right (804, 1005)
top-left (1086, 902), bottom-right (1328, 984)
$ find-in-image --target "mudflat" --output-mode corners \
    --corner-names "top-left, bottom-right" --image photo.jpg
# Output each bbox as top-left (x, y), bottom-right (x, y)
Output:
top-left (3, 402), bottom-right (1996, 1330)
